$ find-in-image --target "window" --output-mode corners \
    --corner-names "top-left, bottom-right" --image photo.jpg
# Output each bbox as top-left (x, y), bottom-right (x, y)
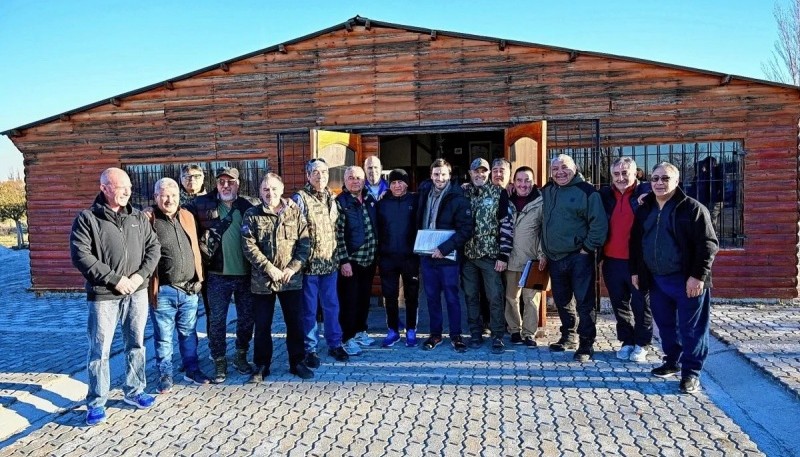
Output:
top-left (125, 159), bottom-right (269, 209)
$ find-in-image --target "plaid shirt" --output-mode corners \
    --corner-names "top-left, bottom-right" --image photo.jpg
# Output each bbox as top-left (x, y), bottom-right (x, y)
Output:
top-left (336, 193), bottom-right (378, 267)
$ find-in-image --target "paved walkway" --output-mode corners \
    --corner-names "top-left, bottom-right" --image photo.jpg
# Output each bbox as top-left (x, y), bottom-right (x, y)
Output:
top-left (0, 247), bottom-right (797, 456)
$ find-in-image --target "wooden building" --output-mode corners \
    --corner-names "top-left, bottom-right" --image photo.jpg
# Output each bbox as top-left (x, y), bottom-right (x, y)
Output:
top-left (4, 16), bottom-right (800, 299)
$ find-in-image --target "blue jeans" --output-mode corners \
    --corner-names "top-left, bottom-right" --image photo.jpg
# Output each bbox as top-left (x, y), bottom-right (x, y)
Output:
top-left (86, 289), bottom-right (148, 408)
top-left (150, 285), bottom-right (201, 376)
top-left (462, 257), bottom-right (506, 337)
top-left (548, 252), bottom-right (597, 343)
top-left (206, 274), bottom-right (254, 360)
top-left (303, 271), bottom-right (344, 353)
top-left (602, 258), bottom-right (652, 347)
top-left (421, 257), bottom-right (462, 338)
top-left (650, 273), bottom-right (711, 378)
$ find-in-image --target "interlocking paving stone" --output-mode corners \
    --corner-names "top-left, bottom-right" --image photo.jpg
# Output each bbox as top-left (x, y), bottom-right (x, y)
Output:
top-left (0, 247), bottom-right (790, 455)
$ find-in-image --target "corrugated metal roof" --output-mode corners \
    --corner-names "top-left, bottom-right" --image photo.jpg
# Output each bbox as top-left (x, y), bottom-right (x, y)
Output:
top-left (3, 15), bottom-right (798, 136)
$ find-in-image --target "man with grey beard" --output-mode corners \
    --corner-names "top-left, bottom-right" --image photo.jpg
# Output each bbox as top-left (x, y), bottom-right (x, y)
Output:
top-left (186, 167), bottom-right (260, 383)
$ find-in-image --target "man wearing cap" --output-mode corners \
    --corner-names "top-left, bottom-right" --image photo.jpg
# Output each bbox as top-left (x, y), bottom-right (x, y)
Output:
top-left (376, 168), bottom-right (420, 347)
top-left (541, 154), bottom-right (608, 362)
top-left (364, 155), bottom-right (389, 201)
top-left (179, 164), bottom-right (208, 205)
top-left (417, 158), bottom-right (473, 352)
top-left (462, 157), bottom-right (514, 354)
top-left (292, 159), bottom-right (350, 364)
top-left (186, 167), bottom-right (260, 383)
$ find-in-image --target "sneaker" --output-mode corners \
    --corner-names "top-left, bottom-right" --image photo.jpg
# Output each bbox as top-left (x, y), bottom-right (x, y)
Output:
top-left (549, 336), bottom-right (577, 352)
top-left (679, 375), bottom-right (700, 394)
top-left (158, 374), bottom-right (173, 394)
top-left (405, 329), bottom-right (418, 347)
top-left (523, 336), bottom-right (538, 347)
top-left (233, 349), bottom-right (253, 375)
top-left (85, 406), bottom-right (106, 426)
top-left (422, 336), bottom-right (442, 350)
top-left (629, 345), bottom-right (649, 363)
top-left (354, 331), bottom-right (375, 347)
top-left (573, 342), bottom-right (594, 362)
top-left (468, 334), bottom-right (484, 349)
top-left (451, 335), bottom-right (467, 353)
top-left (248, 366), bottom-right (269, 384)
top-left (305, 352), bottom-right (321, 369)
top-left (651, 362), bottom-right (680, 378)
top-left (328, 346), bottom-right (350, 362)
top-left (184, 369), bottom-right (211, 385)
top-left (343, 338), bottom-right (363, 355)
top-left (491, 337), bottom-right (505, 354)
top-left (616, 344), bottom-right (635, 360)
top-left (290, 362), bottom-right (314, 380)
top-left (123, 393), bottom-right (156, 409)
top-left (382, 329), bottom-right (401, 347)
top-left (212, 357), bottom-right (227, 384)
top-left (510, 332), bottom-right (523, 345)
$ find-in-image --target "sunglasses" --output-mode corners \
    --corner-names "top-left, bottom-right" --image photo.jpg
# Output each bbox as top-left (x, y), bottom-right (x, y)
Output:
top-left (650, 175), bottom-right (672, 183)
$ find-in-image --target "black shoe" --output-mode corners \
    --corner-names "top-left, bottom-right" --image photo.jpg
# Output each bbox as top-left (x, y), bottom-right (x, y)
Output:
top-left (573, 343), bottom-right (594, 362)
top-left (290, 362), bottom-right (314, 380)
top-left (212, 357), bottom-right (227, 384)
top-left (305, 352), bottom-right (321, 369)
top-left (491, 337), bottom-right (505, 354)
top-left (679, 375), bottom-right (700, 394)
top-left (549, 337), bottom-right (577, 352)
top-left (422, 336), bottom-right (442, 351)
top-left (451, 336), bottom-right (467, 353)
top-left (523, 336), bottom-right (537, 347)
top-left (468, 334), bottom-right (484, 349)
top-left (233, 349), bottom-right (253, 375)
top-left (328, 346), bottom-right (350, 362)
top-left (652, 362), bottom-right (681, 378)
top-left (510, 332), bottom-right (523, 345)
top-left (248, 366), bottom-right (269, 384)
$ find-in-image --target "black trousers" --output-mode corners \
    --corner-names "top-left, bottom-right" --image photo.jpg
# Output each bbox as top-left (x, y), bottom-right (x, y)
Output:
top-left (338, 262), bottom-right (377, 342)
top-left (252, 289), bottom-right (305, 369)
top-left (380, 255), bottom-right (420, 331)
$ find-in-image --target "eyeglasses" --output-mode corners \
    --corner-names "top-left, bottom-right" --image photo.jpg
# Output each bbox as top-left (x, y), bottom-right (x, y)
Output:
top-left (650, 175), bottom-right (672, 183)
top-left (217, 179), bottom-right (238, 187)
top-left (182, 174), bottom-right (204, 180)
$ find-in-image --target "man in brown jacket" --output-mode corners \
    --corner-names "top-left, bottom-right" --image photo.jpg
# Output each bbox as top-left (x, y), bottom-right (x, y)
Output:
top-left (147, 178), bottom-right (210, 393)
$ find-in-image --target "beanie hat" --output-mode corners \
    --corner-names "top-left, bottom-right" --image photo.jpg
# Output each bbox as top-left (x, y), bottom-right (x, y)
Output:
top-left (388, 169), bottom-right (410, 186)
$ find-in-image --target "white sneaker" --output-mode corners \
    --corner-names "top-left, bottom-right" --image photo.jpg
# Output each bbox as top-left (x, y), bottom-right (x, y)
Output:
top-left (629, 345), bottom-right (648, 363)
top-left (343, 339), bottom-right (363, 355)
top-left (354, 331), bottom-right (375, 347)
top-left (616, 345), bottom-right (634, 360)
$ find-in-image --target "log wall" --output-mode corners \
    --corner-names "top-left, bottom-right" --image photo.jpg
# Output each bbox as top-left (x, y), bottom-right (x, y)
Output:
top-left (10, 24), bottom-right (800, 298)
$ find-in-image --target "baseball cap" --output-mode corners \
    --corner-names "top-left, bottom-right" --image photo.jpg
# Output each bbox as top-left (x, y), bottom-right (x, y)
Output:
top-left (470, 158), bottom-right (490, 171)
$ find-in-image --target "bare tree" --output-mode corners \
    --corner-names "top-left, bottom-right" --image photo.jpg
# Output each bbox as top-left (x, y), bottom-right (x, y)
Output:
top-left (762, 0), bottom-right (800, 85)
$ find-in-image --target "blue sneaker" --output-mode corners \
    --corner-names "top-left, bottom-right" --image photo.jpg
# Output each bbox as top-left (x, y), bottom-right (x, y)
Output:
top-left (406, 329), bottom-right (417, 347)
top-left (86, 406), bottom-right (106, 426)
top-left (123, 393), bottom-right (156, 409)
top-left (382, 329), bottom-right (401, 347)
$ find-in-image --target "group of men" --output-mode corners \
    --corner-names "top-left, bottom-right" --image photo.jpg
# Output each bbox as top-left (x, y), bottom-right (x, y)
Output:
top-left (69, 152), bottom-right (717, 426)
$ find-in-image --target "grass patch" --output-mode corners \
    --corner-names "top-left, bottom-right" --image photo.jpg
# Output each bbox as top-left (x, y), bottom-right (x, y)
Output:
top-left (0, 233), bottom-right (23, 248)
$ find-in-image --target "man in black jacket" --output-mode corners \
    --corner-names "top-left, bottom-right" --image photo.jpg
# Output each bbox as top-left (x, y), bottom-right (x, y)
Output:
top-left (630, 162), bottom-right (719, 394)
top-left (377, 169), bottom-right (419, 347)
top-left (70, 167), bottom-right (161, 426)
top-left (186, 167), bottom-right (260, 383)
top-left (417, 159), bottom-right (474, 351)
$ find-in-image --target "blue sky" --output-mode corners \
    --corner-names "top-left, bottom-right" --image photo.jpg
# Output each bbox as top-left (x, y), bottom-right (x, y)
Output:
top-left (0, 0), bottom-right (785, 179)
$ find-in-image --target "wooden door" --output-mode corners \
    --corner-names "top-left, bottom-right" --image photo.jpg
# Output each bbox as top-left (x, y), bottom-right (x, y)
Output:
top-left (505, 121), bottom-right (549, 331)
top-left (311, 129), bottom-right (363, 194)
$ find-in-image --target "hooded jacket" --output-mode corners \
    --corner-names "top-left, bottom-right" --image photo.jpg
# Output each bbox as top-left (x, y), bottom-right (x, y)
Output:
top-left (241, 198), bottom-right (310, 294)
top-left (541, 173), bottom-right (608, 260)
top-left (70, 193), bottom-right (161, 300)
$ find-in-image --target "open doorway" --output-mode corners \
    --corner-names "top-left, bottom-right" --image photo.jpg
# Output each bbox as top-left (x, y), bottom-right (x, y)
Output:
top-left (379, 130), bottom-right (505, 190)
